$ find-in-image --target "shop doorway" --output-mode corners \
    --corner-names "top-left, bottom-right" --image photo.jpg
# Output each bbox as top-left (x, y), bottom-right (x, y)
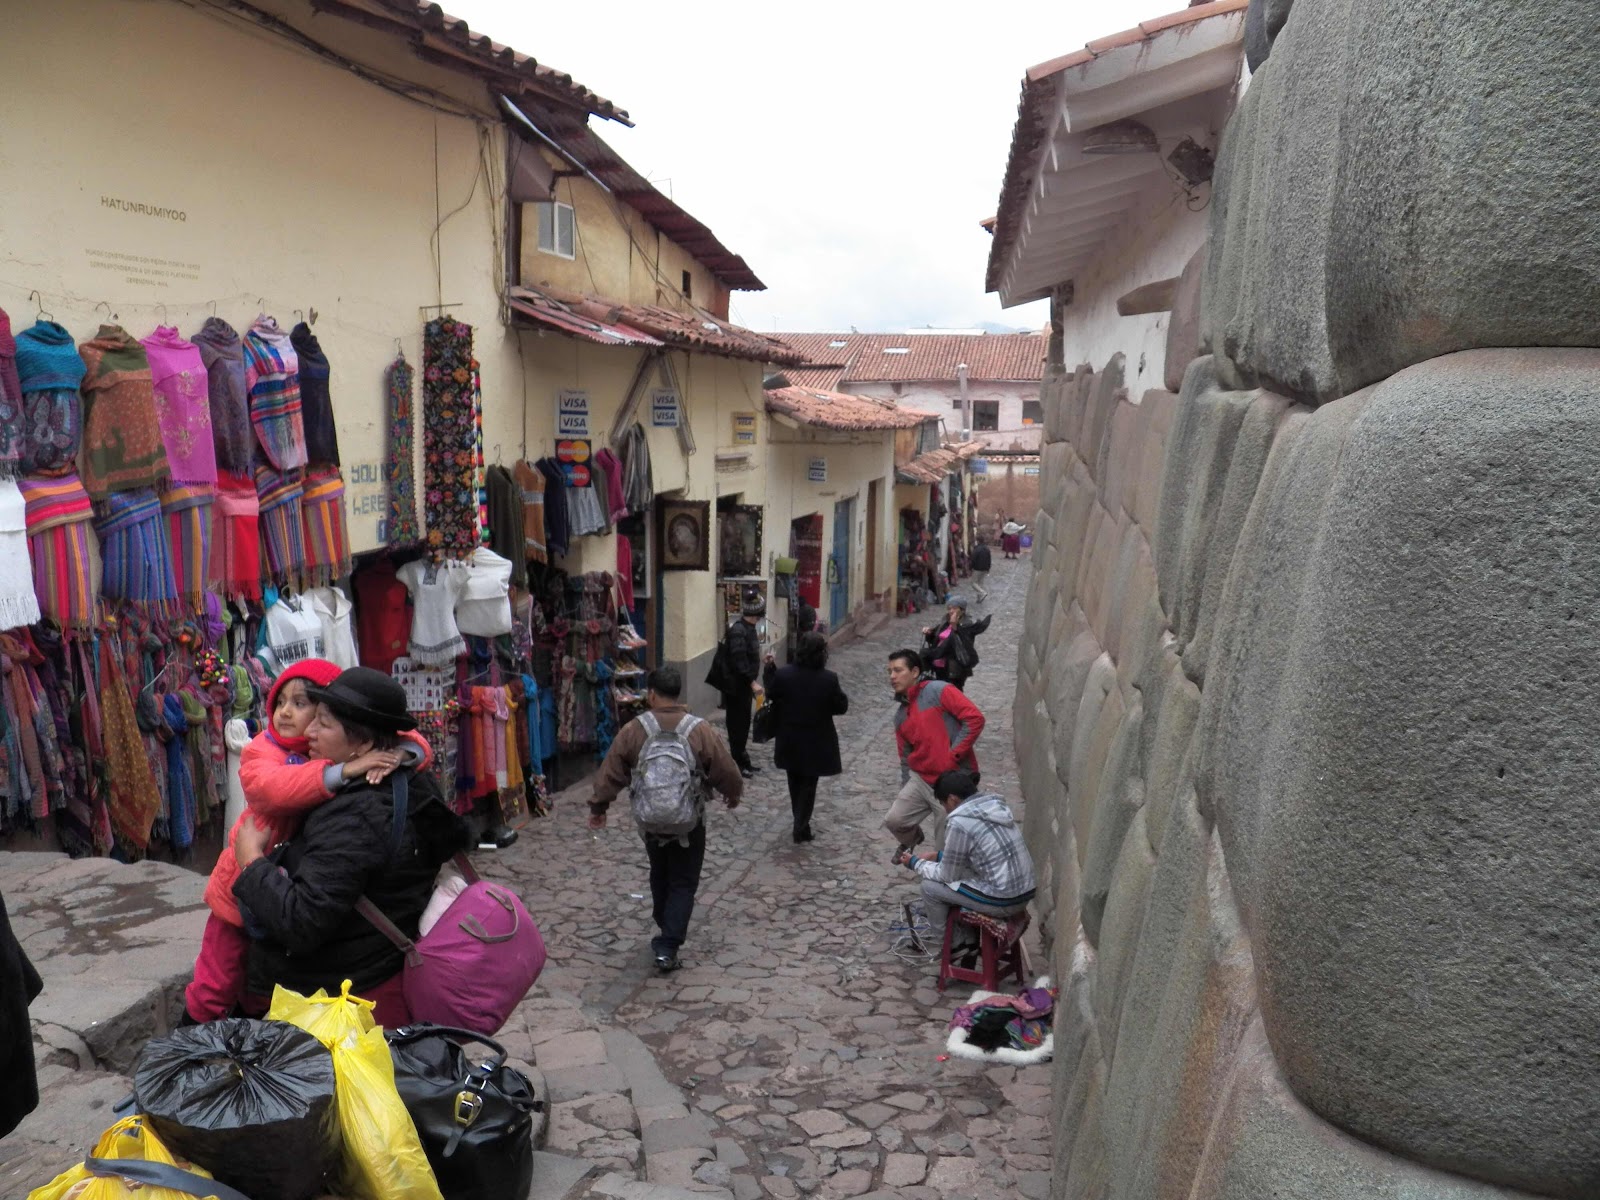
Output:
top-left (865, 479), bottom-right (881, 603)
top-left (830, 497), bottom-right (854, 627)
top-left (790, 514), bottom-right (823, 610)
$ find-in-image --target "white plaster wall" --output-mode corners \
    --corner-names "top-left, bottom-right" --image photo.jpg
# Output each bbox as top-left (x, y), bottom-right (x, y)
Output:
top-left (849, 381), bottom-right (1041, 432)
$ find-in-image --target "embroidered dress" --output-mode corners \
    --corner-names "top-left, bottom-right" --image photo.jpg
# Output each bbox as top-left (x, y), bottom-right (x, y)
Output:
top-left (20, 472), bottom-right (99, 627)
top-left (161, 484), bottom-right (214, 611)
top-left (140, 326), bottom-right (217, 486)
top-left (210, 471), bottom-right (261, 601)
top-left (77, 325), bottom-right (169, 498)
top-left (300, 467), bottom-right (351, 587)
top-left (421, 317), bottom-right (481, 555)
top-left (96, 488), bottom-right (179, 613)
top-left (191, 318), bottom-right (253, 474)
top-left (397, 557), bottom-right (468, 666)
top-left (14, 320), bottom-right (84, 475)
top-left (0, 481), bottom-right (40, 631)
top-left (384, 356), bottom-right (420, 544)
top-left (243, 315), bottom-right (307, 471)
top-left (255, 466), bottom-right (306, 590)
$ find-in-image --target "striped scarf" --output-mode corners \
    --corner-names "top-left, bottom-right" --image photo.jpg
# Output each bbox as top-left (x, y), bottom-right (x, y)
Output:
top-left (385, 356), bottom-right (420, 544)
top-left (255, 466), bottom-right (306, 590)
top-left (301, 467), bottom-right (351, 587)
top-left (161, 484), bottom-right (213, 611)
top-left (243, 316), bottom-right (307, 472)
top-left (20, 472), bottom-right (98, 627)
top-left (210, 471), bottom-right (261, 601)
top-left (96, 488), bottom-right (178, 613)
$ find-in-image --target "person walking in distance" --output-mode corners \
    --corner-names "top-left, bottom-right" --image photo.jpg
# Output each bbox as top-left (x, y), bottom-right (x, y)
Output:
top-left (708, 592), bottom-right (765, 777)
top-left (969, 538), bottom-right (992, 603)
top-left (1001, 517), bottom-right (1027, 559)
top-left (761, 632), bottom-right (849, 843)
top-left (884, 649), bottom-right (985, 855)
top-left (922, 593), bottom-right (992, 691)
top-left (590, 667), bottom-right (744, 972)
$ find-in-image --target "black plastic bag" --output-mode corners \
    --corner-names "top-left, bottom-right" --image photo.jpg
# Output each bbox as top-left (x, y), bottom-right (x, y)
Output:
top-left (133, 1018), bottom-right (340, 1200)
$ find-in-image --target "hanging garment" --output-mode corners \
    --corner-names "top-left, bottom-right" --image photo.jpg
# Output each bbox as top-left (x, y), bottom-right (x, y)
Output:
top-left (242, 315), bottom-right (307, 471)
top-left (0, 482), bottom-right (39, 632)
top-left (289, 321), bottom-right (340, 466)
top-left (140, 326), bottom-right (217, 486)
top-left (98, 638), bottom-right (163, 849)
top-left (353, 556), bottom-right (410, 674)
top-left (300, 467), bottom-right (351, 587)
top-left (485, 465), bottom-right (526, 589)
top-left (511, 460), bottom-right (547, 565)
top-left (384, 356), bottom-right (420, 545)
top-left (159, 694), bottom-right (198, 850)
top-left (210, 470), bottom-right (262, 601)
top-left (455, 546), bottom-right (513, 638)
top-left (262, 593), bottom-right (325, 673)
top-left (255, 466), bottom-right (306, 590)
top-left (0, 308), bottom-right (20, 422)
top-left (397, 557), bottom-right (468, 666)
top-left (306, 585), bottom-right (358, 668)
top-left (96, 488), bottom-right (179, 612)
top-left (191, 317), bottom-right (253, 474)
top-left (564, 478), bottom-right (607, 538)
top-left (19, 472), bottom-right (98, 627)
top-left (617, 422), bottom-right (654, 513)
top-left (616, 531), bottom-right (634, 613)
top-left (592, 448), bottom-right (629, 525)
top-left (14, 319), bottom-right (84, 476)
top-left (77, 325), bottom-right (169, 498)
top-left (534, 458), bottom-right (569, 557)
top-left (421, 316), bottom-right (481, 555)
top-left (161, 484), bottom-right (213, 612)
top-left (0, 310), bottom-right (20, 475)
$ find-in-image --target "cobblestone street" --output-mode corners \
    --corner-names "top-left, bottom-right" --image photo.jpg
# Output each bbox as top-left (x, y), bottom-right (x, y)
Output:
top-left (487, 555), bottom-right (1048, 1200)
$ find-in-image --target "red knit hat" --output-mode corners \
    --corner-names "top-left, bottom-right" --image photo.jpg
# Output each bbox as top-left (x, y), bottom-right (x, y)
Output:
top-left (266, 658), bottom-right (342, 715)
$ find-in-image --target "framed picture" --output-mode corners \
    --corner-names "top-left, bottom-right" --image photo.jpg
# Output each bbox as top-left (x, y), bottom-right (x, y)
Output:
top-left (659, 499), bottom-right (711, 571)
top-left (718, 504), bottom-right (763, 577)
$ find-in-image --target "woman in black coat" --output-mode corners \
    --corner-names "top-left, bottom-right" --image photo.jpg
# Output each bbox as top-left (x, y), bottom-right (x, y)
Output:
top-left (762, 632), bottom-right (849, 843)
top-left (232, 668), bottom-right (467, 1024)
top-left (921, 593), bottom-right (992, 691)
top-left (0, 885), bottom-right (42, 1138)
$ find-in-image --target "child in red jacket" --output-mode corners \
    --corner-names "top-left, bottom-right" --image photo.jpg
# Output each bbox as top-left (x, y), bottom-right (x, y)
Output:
top-left (183, 658), bottom-right (429, 1022)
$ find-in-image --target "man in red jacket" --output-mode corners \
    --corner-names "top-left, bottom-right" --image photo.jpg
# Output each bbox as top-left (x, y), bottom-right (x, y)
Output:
top-left (885, 648), bottom-right (985, 853)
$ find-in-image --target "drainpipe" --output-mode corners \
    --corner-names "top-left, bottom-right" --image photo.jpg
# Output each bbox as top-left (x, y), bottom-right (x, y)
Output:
top-left (957, 363), bottom-right (970, 438)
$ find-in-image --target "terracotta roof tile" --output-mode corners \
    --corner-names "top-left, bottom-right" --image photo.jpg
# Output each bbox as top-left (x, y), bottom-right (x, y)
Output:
top-left (897, 441), bottom-right (985, 484)
top-left (765, 386), bottom-right (927, 432)
top-left (771, 333), bottom-right (1046, 384)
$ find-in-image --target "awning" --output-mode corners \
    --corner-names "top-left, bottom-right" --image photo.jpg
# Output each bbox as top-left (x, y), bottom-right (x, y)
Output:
top-left (508, 289), bottom-right (663, 348)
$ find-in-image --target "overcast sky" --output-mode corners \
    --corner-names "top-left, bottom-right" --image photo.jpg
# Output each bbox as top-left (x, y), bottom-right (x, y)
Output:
top-left (447, 0), bottom-right (1176, 334)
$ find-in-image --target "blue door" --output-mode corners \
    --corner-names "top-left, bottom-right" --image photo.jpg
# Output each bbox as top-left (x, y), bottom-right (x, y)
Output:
top-left (830, 498), bottom-right (853, 627)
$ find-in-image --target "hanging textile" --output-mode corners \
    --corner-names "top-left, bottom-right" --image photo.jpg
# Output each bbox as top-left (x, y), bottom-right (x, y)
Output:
top-left (397, 557), bottom-right (467, 666)
top-left (160, 694), bottom-right (197, 850)
top-left (210, 470), bottom-right (262, 601)
top-left (255, 466), bottom-right (306, 590)
top-left (191, 317), bottom-right (253, 474)
top-left (96, 488), bottom-right (178, 612)
top-left (242, 314), bottom-right (307, 471)
top-left (0, 481), bottom-right (39, 632)
top-left (77, 325), bottom-right (169, 498)
top-left (140, 326), bottom-right (218, 486)
top-left (289, 321), bottom-right (340, 466)
top-left (485, 465), bottom-right (526, 590)
top-left (161, 484), bottom-right (213, 612)
top-left (564, 478), bottom-right (607, 538)
top-left (300, 467), bottom-right (351, 586)
top-left (511, 460), bottom-right (547, 565)
top-left (20, 472), bottom-right (98, 628)
top-left (534, 458), bottom-right (569, 557)
top-left (618, 422), bottom-right (654, 513)
top-left (0, 309), bottom-right (21, 475)
top-left (307, 585), bottom-right (357, 668)
top-left (98, 639), bottom-right (162, 849)
top-left (0, 308), bottom-right (20, 422)
top-left (384, 356), bottom-right (420, 545)
top-left (421, 316), bottom-right (481, 555)
top-left (353, 556), bottom-right (410, 675)
top-left (14, 319), bottom-right (84, 476)
top-left (593, 448), bottom-right (629, 526)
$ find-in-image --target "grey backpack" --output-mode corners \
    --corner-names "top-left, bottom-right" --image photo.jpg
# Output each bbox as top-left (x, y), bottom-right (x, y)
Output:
top-left (630, 712), bottom-right (708, 836)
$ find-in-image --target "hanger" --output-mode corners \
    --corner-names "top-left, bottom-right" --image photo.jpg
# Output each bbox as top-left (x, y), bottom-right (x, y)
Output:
top-left (394, 337), bottom-right (406, 361)
top-left (156, 302), bottom-right (168, 325)
top-left (208, 299), bottom-right (217, 317)
top-left (29, 290), bottom-right (54, 322)
top-left (94, 300), bottom-right (118, 323)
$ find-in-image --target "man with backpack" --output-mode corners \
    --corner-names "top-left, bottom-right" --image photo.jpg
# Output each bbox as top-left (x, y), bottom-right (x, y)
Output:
top-left (590, 667), bottom-right (744, 972)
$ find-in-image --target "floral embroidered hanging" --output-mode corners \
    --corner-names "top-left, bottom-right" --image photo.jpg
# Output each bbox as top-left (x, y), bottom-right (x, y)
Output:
top-left (384, 355), bottom-right (420, 545)
top-left (422, 317), bottom-right (481, 556)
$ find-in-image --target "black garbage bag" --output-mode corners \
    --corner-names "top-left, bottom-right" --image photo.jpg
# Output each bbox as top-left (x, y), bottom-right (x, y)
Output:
top-left (133, 1018), bottom-right (340, 1200)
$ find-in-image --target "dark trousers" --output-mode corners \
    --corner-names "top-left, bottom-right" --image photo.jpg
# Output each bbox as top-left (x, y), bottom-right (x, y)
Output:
top-left (644, 821), bottom-right (707, 956)
top-left (787, 773), bottom-right (818, 838)
top-left (723, 687), bottom-right (754, 767)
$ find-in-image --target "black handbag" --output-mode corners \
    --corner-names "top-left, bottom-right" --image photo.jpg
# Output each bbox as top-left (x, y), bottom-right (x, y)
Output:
top-left (752, 697), bottom-right (777, 744)
top-left (384, 1024), bottom-right (543, 1200)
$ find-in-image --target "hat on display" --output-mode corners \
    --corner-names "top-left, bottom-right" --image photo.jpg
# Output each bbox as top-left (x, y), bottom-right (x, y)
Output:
top-left (306, 666), bottom-right (418, 733)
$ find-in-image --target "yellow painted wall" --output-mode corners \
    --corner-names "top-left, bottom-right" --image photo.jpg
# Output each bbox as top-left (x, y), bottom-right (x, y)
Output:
top-left (0, 0), bottom-right (519, 556)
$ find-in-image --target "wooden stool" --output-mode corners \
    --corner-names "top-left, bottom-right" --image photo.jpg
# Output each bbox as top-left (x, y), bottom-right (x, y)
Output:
top-left (937, 907), bottom-right (1029, 993)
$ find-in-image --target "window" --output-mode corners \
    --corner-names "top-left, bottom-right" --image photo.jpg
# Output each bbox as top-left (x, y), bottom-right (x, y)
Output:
top-left (891, 382), bottom-right (903, 396)
top-left (951, 398), bottom-right (964, 410)
top-left (681, 270), bottom-right (693, 298)
top-left (535, 201), bottom-right (575, 259)
top-left (972, 400), bottom-right (1000, 431)
top-left (1022, 400), bottom-right (1043, 425)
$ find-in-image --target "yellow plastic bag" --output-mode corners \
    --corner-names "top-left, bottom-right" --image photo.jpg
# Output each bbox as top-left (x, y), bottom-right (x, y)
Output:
top-left (27, 1115), bottom-right (227, 1200)
top-left (268, 980), bottom-right (444, 1200)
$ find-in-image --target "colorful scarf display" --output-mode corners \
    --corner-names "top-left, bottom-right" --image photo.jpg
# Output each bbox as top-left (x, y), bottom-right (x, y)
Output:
top-left (98, 637), bottom-right (162, 849)
top-left (243, 315), bottom-right (307, 471)
top-left (0, 308), bottom-right (21, 413)
top-left (255, 466), bottom-right (306, 589)
top-left (96, 488), bottom-right (178, 612)
top-left (421, 317), bottom-right (481, 556)
top-left (162, 484), bottom-right (214, 611)
top-left (300, 467), bottom-right (350, 587)
top-left (20, 472), bottom-right (97, 627)
top-left (384, 356), bottom-right (420, 545)
top-left (290, 322), bottom-right (340, 466)
top-left (0, 481), bottom-right (39, 631)
top-left (210, 471), bottom-right (262, 601)
top-left (141, 326), bottom-right (218, 486)
top-left (77, 325), bottom-right (169, 498)
top-left (14, 319), bottom-right (85, 476)
top-left (191, 318), bottom-right (253, 474)
top-left (0, 309), bottom-right (21, 474)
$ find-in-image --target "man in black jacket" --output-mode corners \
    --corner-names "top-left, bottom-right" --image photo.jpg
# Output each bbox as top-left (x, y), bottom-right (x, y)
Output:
top-left (970, 539), bottom-right (993, 602)
top-left (0, 885), bottom-right (42, 1138)
top-left (718, 595), bottom-right (766, 777)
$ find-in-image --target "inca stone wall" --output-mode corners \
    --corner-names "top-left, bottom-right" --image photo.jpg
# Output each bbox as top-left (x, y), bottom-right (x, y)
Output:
top-left (1016, 2), bottom-right (1600, 1197)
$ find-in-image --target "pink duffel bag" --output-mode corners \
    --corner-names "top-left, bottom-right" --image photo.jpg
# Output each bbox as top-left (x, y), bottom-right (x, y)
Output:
top-left (358, 852), bottom-right (546, 1035)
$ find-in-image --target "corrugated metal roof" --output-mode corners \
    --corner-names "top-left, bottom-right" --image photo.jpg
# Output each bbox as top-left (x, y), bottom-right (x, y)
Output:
top-left (765, 386), bottom-right (928, 432)
top-left (771, 333), bottom-right (1047, 383)
top-left (508, 289), bottom-right (662, 347)
top-left (896, 441), bottom-right (985, 484)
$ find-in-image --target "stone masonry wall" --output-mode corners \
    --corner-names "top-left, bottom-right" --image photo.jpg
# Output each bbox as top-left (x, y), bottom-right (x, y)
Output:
top-left (1015, 3), bottom-right (1600, 1198)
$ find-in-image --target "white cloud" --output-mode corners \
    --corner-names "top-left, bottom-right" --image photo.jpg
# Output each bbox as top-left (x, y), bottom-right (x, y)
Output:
top-left (447, 0), bottom-right (1177, 331)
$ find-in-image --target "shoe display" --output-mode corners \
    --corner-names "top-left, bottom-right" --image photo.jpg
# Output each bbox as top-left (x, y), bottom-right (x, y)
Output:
top-left (655, 952), bottom-right (682, 973)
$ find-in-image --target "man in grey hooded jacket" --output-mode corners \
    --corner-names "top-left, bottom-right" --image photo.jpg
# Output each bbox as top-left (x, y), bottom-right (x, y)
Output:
top-left (897, 769), bottom-right (1035, 942)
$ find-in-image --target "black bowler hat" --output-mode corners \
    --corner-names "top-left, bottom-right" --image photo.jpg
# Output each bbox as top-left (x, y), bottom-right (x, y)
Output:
top-left (307, 666), bottom-right (417, 733)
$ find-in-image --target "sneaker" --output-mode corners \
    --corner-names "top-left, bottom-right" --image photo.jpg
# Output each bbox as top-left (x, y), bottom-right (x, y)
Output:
top-left (740, 766), bottom-right (756, 779)
top-left (478, 825), bottom-right (519, 850)
top-left (890, 843), bottom-right (912, 864)
top-left (654, 952), bottom-right (682, 973)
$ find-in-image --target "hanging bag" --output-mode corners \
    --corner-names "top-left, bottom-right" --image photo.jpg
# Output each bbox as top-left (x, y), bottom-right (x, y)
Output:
top-left (751, 695), bottom-right (777, 745)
